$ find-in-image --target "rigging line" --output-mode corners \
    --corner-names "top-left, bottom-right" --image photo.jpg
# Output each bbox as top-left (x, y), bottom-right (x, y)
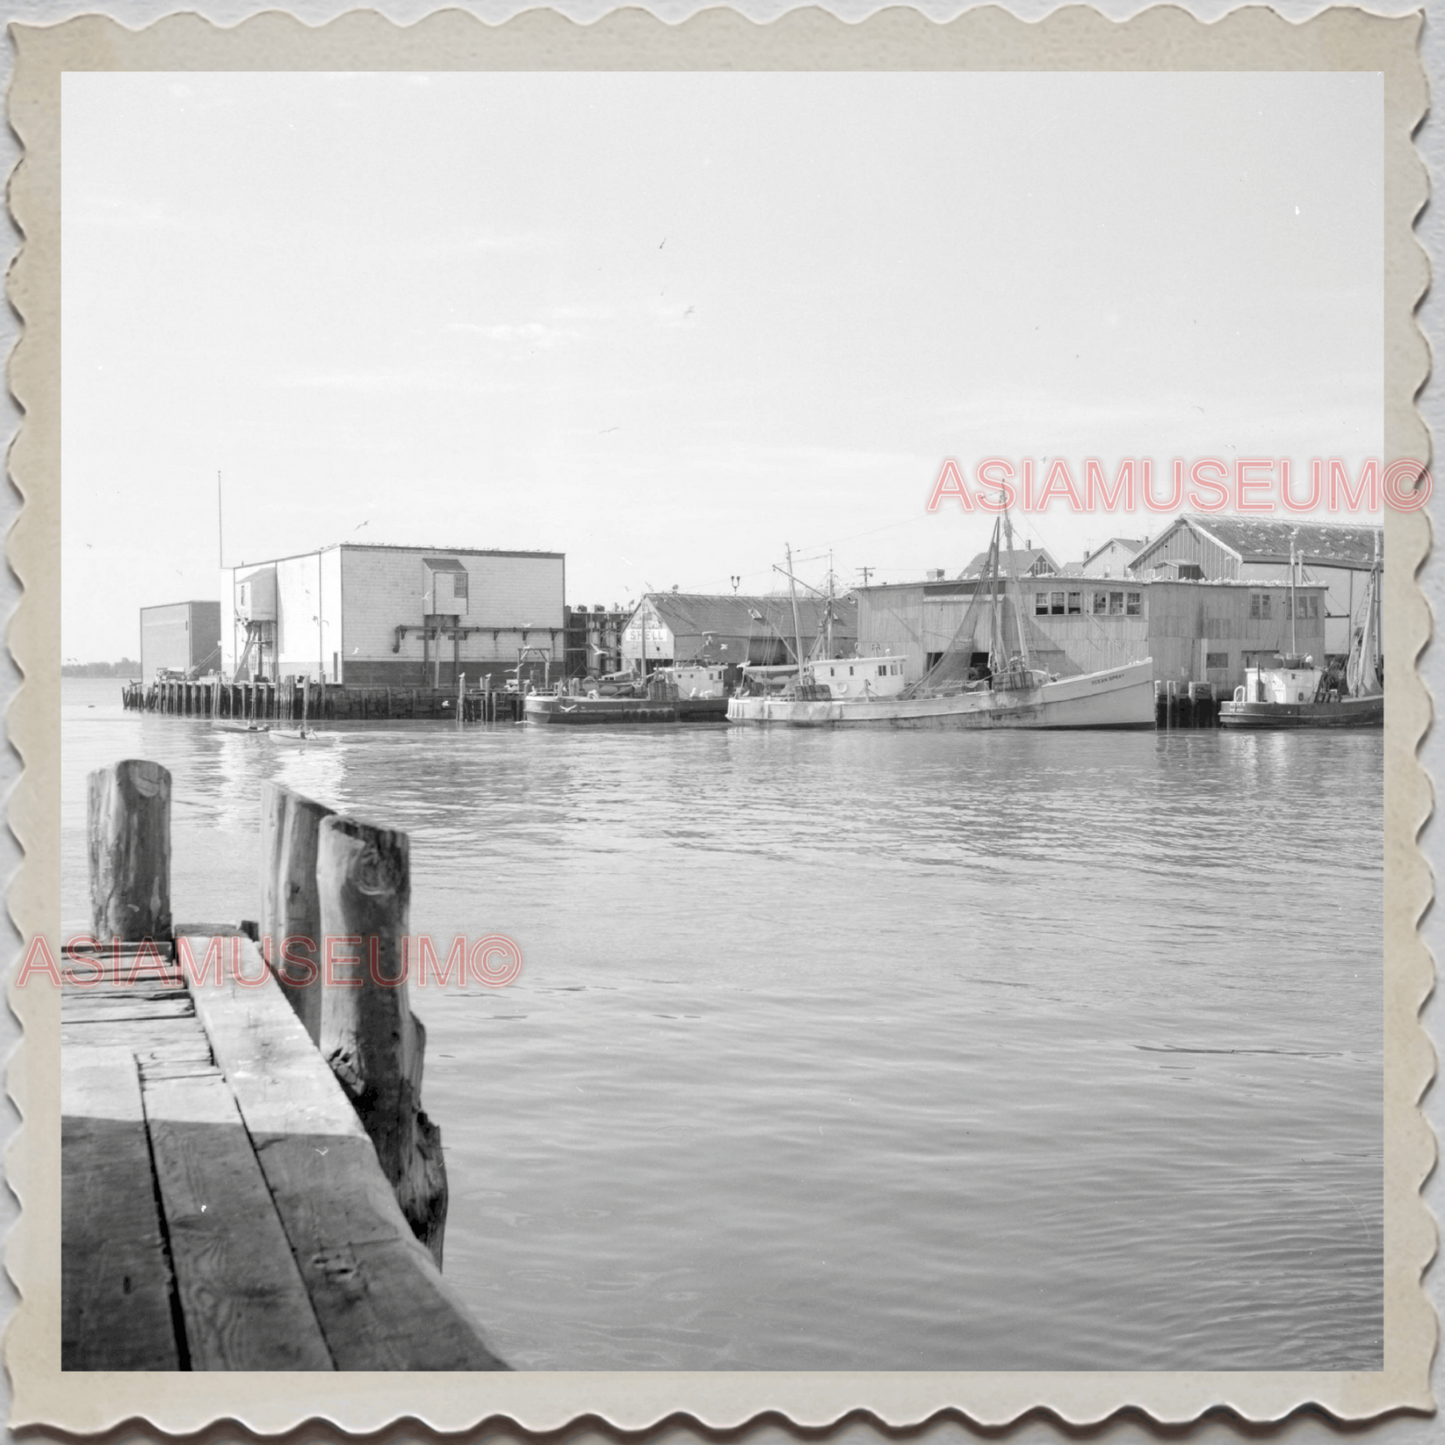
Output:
top-left (791, 512), bottom-right (946, 561)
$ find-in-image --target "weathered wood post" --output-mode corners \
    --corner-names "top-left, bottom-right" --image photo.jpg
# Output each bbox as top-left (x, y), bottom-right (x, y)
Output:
top-left (259, 782), bottom-right (336, 1044)
top-left (87, 760), bottom-right (172, 941)
top-left (316, 815), bottom-right (448, 1267)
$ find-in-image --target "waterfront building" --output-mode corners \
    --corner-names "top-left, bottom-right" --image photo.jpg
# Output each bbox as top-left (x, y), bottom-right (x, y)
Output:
top-left (1080, 537), bottom-right (1146, 578)
top-left (1126, 515), bottom-right (1382, 656)
top-left (220, 544), bottom-right (565, 688)
top-left (957, 543), bottom-right (1060, 579)
top-left (139, 600), bottom-right (223, 681)
top-left (620, 592), bottom-right (858, 673)
top-left (564, 604), bottom-right (630, 678)
top-left (856, 575), bottom-right (1328, 692)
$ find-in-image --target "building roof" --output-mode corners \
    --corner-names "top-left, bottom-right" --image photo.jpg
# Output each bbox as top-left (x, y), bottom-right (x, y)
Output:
top-left (1082, 537), bottom-right (1144, 566)
top-left (638, 592), bottom-right (857, 640)
top-left (228, 543), bottom-right (565, 568)
top-left (1137, 515), bottom-right (1382, 570)
top-left (958, 546), bottom-right (1059, 579)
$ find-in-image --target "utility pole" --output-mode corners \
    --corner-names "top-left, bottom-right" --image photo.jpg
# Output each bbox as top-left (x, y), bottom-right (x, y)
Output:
top-left (857, 566), bottom-right (873, 587)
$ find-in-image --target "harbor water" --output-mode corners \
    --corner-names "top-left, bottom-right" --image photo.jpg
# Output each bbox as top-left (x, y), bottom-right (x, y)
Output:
top-left (60, 676), bottom-right (1383, 1372)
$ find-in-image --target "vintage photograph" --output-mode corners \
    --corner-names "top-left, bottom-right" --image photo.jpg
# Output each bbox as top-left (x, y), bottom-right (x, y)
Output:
top-left (48, 58), bottom-right (1395, 1388)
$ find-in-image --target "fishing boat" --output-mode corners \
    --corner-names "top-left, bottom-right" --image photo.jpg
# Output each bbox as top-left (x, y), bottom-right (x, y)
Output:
top-left (727, 523), bottom-right (1156, 730)
top-left (1218, 541), bottom-right (1383, 730)
top-left (523, 668), bottom-right (729, 725)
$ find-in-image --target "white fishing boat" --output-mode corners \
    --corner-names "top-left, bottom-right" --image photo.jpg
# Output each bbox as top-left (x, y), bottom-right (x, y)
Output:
top-left (740, 655), bottom-right (908, 702)
top-left (728, 521), bottom-right (1155, 730)
top-left (1219, 540), bottom-right (1383, 730)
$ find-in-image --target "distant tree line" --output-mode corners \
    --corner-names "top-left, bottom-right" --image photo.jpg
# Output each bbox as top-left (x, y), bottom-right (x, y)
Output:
top-left (62, 658), bottom-right (141, 678)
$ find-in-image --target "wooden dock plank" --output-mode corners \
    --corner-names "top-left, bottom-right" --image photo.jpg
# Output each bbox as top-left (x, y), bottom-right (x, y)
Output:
top-left (63, 981), bottom-right (187, 999)
top-left (255, 1133), bottom-right (505, 1370)
top-left (61, 1048), bottom-right (181, 1370)
top-left (62, 1028), bottom-right (212, 1056)
top-left (140, 1061), bottom-right (224, 1081)
top-left (143, 1074), bottom-right (334, 1371)
top-left (62, 998), bottom-right (194, 1025)
top-left (184, 937), bottom-right (506, 1371)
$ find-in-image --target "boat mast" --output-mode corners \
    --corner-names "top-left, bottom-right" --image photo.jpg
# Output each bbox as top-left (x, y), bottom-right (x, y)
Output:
top-left (999, 503), bottom-right (1032, 671)
top-left (1289, 541), bottom-right (1298, 657)
top-left (986, 519), bottom-right (1004, 671)
top-left (826, 550), bottom-right (835, 659)
top-left (785, 542), bottom-right (807, 686)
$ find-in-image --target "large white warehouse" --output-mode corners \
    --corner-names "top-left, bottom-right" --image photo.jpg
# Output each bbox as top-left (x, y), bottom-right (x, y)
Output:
top-left (220, 543), bottom-right (566, 688)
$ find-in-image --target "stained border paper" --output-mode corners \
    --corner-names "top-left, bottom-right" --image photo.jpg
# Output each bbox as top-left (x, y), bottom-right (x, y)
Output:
top-left (5, 5), bottom-right (1434, 1434)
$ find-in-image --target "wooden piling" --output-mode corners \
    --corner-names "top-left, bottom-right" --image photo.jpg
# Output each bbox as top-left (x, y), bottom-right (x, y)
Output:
top-left (315, 815), bottom-right (448, 1267)
top-left (260, 783), bottom-right (337, 1044)
top-left (87, 760), bottom-right (173, 941)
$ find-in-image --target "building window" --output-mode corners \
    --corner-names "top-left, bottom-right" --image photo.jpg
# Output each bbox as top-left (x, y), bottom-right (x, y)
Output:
top-left (1067, 592), bottom-right (1082, 615)
top-left (1125, 592), bottom-right (1141, 616)
top-left (1205, 652), bottom-right (1228, 670)
top-left (1109, 591), bottom-right (1124, 616)
top-left (877, 665), bottom-right (887, 676)
top-left (1093, 592), bottom-right (1108, 615)
top-left (1251, 593), bottom-right (1273, 620)
top-left (1050, 591), bottom-right (1065, 615)
top-left (1035, 592), bottom-right (1050, 616)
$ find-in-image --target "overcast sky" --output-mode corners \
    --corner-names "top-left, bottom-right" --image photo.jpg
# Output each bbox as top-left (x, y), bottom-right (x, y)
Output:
top-left (61, 70), bottom-right (1382, 660)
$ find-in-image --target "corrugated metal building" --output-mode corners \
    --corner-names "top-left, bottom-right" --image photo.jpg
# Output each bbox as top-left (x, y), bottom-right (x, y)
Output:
top-left (140, 600), bottom-right (223, 681)
top-left (1127, 515), bottom-right (1381, 656)
top-left (620, 593), bottom-right (858, 671)
top-left (857, 575), bottom-right (1328, 691)
top-left (220, 544), bottom-right (565, 687)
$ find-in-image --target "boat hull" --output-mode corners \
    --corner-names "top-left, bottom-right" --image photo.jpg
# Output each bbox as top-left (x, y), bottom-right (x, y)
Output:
top-left (1218, 696), bottom-right (1383, 729)
top-left (727, 660), bottom-right (1157, 730)
top-left (524, 695), bottom-right (730, 726)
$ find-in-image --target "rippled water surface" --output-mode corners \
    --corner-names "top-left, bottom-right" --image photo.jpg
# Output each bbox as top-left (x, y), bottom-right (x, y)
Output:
top-left (61, 678), bottom-right (1383, 1371)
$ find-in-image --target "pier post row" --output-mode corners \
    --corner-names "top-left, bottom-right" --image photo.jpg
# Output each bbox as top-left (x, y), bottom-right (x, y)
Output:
top-left (63, 760), bottom-right (505, 1371)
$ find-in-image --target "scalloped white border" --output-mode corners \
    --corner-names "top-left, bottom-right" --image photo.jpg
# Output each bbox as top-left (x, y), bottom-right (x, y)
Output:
top-left (3, 5), bottom-right (1433, 1433)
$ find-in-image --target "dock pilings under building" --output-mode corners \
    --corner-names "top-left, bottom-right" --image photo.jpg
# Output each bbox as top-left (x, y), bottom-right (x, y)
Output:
top-left (123, 677), bottom-right (527, 723)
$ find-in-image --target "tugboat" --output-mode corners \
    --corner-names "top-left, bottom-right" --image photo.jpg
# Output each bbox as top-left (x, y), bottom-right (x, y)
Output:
top-left (1218, 542), bottom-right (1383, 730)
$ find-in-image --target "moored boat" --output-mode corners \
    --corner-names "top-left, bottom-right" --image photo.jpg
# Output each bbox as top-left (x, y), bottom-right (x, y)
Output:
top-left (1218, 539), bottom-right (1382, 730)
top-left (524, 670), bottom-right (729, 725)
top-left (728, 657), bottom-right (1156, 729)
top-left (728, 519), bottom-right (1156, 730)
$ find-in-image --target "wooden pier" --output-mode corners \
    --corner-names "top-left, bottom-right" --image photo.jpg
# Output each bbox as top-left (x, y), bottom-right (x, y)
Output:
top-left (62, 761), bottom-right (507, 1371)
top-left (122, 677), bottom-right (527, 723)
top-left (1154, 680), bottom-right (1223, 730)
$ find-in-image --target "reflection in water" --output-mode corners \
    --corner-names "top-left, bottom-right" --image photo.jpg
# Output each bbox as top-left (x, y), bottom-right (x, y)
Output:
top-left (62, 678), bottom-right (1383, 1371)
